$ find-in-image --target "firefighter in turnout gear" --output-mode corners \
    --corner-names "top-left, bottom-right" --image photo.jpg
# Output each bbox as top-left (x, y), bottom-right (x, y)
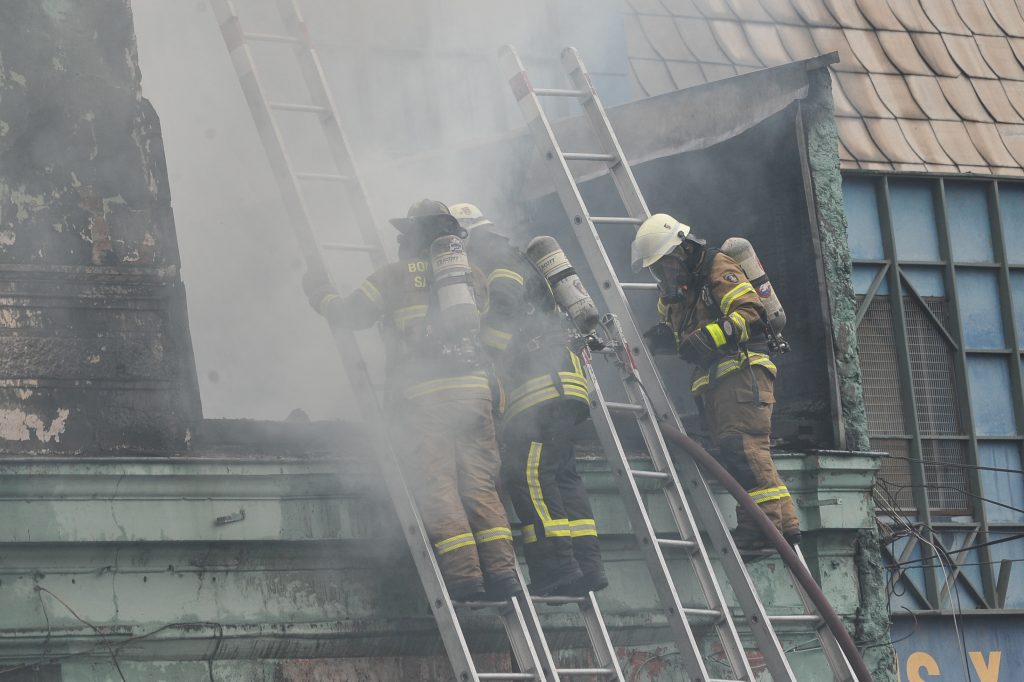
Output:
top-left (454, 202), bottom-right (608, 596)
top-left (631, 213), bottom-right (801, 551)
top-left (302, 199), bottom-right (520, 601)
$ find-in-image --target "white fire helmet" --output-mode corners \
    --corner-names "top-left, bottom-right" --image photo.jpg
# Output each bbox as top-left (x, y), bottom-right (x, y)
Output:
top-left (631, 213), bottom-right (692, 272)
top-left (449, 202), bottom-right (495, 232)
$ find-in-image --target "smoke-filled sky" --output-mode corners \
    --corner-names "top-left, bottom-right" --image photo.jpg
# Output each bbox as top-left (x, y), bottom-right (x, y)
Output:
top-left (130, 0), bottom-right (629, 421)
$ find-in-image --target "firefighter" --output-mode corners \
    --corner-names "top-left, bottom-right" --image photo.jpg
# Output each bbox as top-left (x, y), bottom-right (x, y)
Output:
top-left (302, 199), bottom-right (520, 601)
top-left (631, 213), bottom-right (801, 551)
top-left (453, 202), bottom-right (608, 596)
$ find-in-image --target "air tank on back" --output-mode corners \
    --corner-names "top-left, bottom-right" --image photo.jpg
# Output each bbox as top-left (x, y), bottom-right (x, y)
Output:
top-left (526, 236), bottom-right (599, 335)
top-left (429, 234), bottom-right (479, 342)
top-left (720, 237), bottom-right (786, 334)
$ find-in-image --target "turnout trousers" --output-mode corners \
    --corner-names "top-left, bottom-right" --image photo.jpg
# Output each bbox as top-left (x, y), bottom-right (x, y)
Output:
top-left (501, 406), bottom-right (604, 590)
top-left (700, 365), bottom-right (800, 538)
top-left (393, 393), bottom-right (518, 596)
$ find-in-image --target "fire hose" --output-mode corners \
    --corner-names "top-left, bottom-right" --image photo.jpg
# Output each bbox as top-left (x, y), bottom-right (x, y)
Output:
top-left (657, 423), bottom-right (874, 682)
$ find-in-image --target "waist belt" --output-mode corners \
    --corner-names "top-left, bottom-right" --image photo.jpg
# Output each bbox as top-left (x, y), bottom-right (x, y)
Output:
top-left (402, 371), bottom-right (491, 401)
top-left (504, 356), bottom-right (589, 421)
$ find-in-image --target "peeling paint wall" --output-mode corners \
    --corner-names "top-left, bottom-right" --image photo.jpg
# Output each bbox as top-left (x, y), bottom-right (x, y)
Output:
top-left (0, 0), bottom-right (200, 453)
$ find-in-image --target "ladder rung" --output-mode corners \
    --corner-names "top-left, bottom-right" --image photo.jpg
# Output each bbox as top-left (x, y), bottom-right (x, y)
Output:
top-left (630, 469), bottom-right (669, 480)
top-left (556, 669), bottom-right (615, 677)
top-left (590, 216), bottom-right (643, 225)
top-left (530, 595), bottom-right (585, 605)
top-left (242, 31), bottom-right (302, 45)
top-left (533, 87), bottom-right (587, 98)
top-left (562, 152), bottom-right (617, 162)
top-left (605, 401), bottom-right (645, 416)
top-left (769, 614), bottom-right (822, 625)
top-left (657, 538), bottom-right (697, 550)
top-left (681, 607), bottom-right (722, 619)
top-left (321, 242), bottom-right (382, 253)
top-left (268, 101), bottom-right (329, 114)
top-left (478, 674), bottom-right (536, 680)
top-left (620, 282), bottom-right (659, 291)
top-left (296, 172), bottom-right (350, 182)
top-left (451, 599), bottom-right (507, 609)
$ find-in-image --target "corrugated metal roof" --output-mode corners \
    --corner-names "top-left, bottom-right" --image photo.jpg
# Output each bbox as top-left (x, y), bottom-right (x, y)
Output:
top-left (624, 0), bottom-right (1024, 175)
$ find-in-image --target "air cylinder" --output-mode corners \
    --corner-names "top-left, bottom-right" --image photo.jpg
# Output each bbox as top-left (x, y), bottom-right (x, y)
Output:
top-left (721, 237), bottom-right (786, 334)
top-left (429, 235), bottom-right (479, 339)
top-left (526, 236), bottom-right (599, 335)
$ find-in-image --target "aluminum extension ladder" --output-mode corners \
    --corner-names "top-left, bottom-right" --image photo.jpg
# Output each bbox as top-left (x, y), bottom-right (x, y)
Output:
top-left (499, 45), bottom-right (858, 682)
top-left (208, 2), bottom-right (622, 679)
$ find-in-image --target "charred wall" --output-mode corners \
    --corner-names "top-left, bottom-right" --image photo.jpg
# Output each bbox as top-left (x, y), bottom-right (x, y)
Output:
top-left (0, 0), bottom-right (200, 453)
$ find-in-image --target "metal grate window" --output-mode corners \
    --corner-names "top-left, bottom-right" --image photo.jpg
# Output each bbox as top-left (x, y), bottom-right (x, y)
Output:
top-left (874, 438), bottom-right (915, 510)
top-left (904, 298), bottom-right (962, 435)
top-left (856, 297), bottom-right (907, 438)
top-left (922, 439), bottom-right (971, 514)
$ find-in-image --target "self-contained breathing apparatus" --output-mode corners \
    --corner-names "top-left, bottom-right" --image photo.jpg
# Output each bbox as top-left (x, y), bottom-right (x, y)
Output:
top-left (524, 235), bottom-right (605, 353)
top-left (720, 237), bottom-right (789, 355)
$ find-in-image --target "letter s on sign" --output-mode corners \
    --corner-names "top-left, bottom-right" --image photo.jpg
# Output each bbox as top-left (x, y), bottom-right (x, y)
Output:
top-left (907, 652), bottom-right (940, 682)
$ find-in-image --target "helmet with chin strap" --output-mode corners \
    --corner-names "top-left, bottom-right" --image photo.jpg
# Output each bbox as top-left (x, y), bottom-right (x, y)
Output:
top-left (631, 213), bottom-right (702, 272)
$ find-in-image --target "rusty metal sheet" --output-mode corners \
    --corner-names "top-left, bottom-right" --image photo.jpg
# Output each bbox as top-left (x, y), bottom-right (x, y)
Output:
top-left (943, 34), bottom-right (998, 78)
top-left (897, 119), bottom-right (956, 164)
top-left (844, 28), bottom-right (899, 73)
top-left (773, 24), bottom-right (821, 63)
top-left (661, 0), bottom-right (705, 17)
top-left (932, 119), bottom-right (989, 165)
top-left (1003, 81), bottom-right (1024, 118)
top-left (877, 30), bottom-right (934, 75)
top-left (905, 75), bottom-right (960, 120)
top-left (725, 0), bottom-right (774, 23)
top-left (911, 32), bottom-right (964, 76)
top-left (639, 15), bottom-right (695, 60)
top-left (854, 0), bottom-right (903, 31)
top-left (984, 0), bottom-right (1024, 37)
top-left (973, 78), bottom-right (1024, 123)
top-left (757, 0), bottom-right (803, 24)
top-left (744, 22), bottom-right (792, 66)
top-left (965, 121), bottom-right (1021, 167)
top-left (790, 0), bottom-right (839, 27)
top-left (887, 0), bottom-right (937, 33)
top-left (937, 75), bottom-right (993, 120)
top-left (625, 14), bottom-right (660, 59)
top-left (835, 71), bottom-right (893, 117)
top-left (675, 17), bottom-right (731, 62)
top-left (836, 116), bottom-right (890, 161)
top-left (870, 73), bottom-right (927, 118)
top-left (997, 122), bottom-right (1024, 166)
top-left (692, 0), bottom-right (738, 19)
top-left (824, 0), bottom-right (870, 29)
top-left (710, 19), bottom-right (765, 65)
top-left (954, 0), bottom-right (1004, 36)
top-left (667, 60), bottom-right (709, 88)
top-left (701, 62), bottom-right (740, 81)
top-left (811, 27), bottom-right (867, 71)
top-left (918, 0), bottom-right (972, 36)
top-left (631, 58), bottom-right (679, 96)
top-left (975, 36), bottom-right (1024, 80)
top-left (829, 71), bottom-right (860, 116)
top-left (865, 117), bottom-right (924, 163)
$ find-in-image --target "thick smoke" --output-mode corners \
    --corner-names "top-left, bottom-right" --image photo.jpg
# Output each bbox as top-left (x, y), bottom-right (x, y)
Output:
top-left (130, 0), bottom-right (627, 420)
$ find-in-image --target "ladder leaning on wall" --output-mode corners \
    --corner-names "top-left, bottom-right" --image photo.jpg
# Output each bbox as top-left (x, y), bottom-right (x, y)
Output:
top-left (498, 44), bottom-right (860, 682)
top-left (207, 1), bottom-right (625, 680)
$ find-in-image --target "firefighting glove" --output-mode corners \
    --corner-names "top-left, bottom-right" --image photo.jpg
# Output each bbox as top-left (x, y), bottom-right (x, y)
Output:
top-left (678, 327), bottom-right (720, 365)
top-left (301, 266), bottom-right (338, 316)
top-left (643, 323), bottom-right (677, 355)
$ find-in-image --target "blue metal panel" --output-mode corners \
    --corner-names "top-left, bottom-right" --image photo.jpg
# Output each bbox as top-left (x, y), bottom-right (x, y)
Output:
top-left (1012, 271), bottom-right (1024, 350)
top-left (967, 356), bottom-right (1018, 436)
top-left (892, 614), bottom-right (1024, 681)
top-left (957, 269), bottom-right (1006, 349)
top-left (978, 442), bottom-right (1024, 523)
top-left (946, 182), bottom-right (995, 263)
top-left (890, 179), bottom-right (941, 262)
top-left (901, 266), bottom-right (945, 297)
top-left (853, 264), bottom-right (889, 295)
top-left (842, 176), bottom-right (885, 260)
top-left (889, 535), bottom-right (931, 612)
top-left (989, 531), bottom-right (1024, 608)
top-left (1001, 184), bottom-right (1024, 264)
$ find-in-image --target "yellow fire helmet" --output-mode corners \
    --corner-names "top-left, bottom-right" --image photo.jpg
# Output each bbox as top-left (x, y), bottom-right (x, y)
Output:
top-left (630, 213), bottom-right (692, 272)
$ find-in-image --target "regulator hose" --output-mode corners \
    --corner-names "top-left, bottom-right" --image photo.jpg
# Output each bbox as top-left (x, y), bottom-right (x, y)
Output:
top-left (658, 423), bottom-right (874, 682)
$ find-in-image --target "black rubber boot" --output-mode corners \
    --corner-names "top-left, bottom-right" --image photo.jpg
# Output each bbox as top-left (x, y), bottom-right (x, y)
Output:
top-left (485, 572), bottom-right (523, 601)
top-left (531, 567), bottom-right (584, 597)
top-left (449, 578), bottom-right (488, 602)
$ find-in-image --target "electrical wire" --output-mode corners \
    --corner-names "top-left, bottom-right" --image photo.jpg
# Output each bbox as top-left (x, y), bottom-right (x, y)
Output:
top-left (34, 586), bottom-right (127, 682)
top-left (888, 532), bottom-right (1024, 567)
top-left (877, 478), bottom-right (1024, 517)
top-left (876, 451), bottom-right (1024, 475)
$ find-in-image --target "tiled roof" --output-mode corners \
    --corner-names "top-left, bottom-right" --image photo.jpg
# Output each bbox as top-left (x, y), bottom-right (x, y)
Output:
top-left (624, 0), bottom-right (1024, 176)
